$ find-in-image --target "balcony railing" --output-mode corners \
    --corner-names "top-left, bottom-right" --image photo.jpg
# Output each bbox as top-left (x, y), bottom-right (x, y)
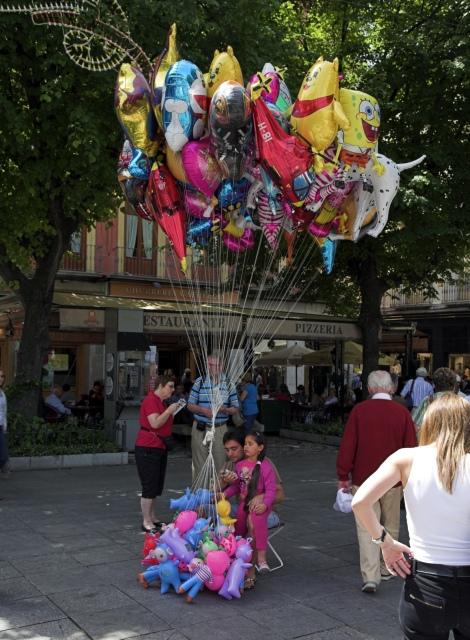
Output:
top-left (60, 244), bottom-right (103, 273)
top-left (383, 280), bottom-right (470, 310)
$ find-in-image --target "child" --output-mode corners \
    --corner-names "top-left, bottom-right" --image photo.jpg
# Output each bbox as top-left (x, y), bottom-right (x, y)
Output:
top-left (222, 432), bottom-right (276, 578)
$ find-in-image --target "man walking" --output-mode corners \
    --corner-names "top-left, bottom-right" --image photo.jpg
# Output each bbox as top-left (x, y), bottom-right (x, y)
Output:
top-left (400, 367), bottom-right (433, 409)
top-left (336, 370), bottom-right (417, 594)
top-left (187, 354), bottom-right (239, 482)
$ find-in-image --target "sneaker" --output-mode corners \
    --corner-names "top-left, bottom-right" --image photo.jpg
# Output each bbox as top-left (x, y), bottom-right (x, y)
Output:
top-left (381, 572), bottom-right (395, 581)
top-left (361, 581), bottom-right (377, 593)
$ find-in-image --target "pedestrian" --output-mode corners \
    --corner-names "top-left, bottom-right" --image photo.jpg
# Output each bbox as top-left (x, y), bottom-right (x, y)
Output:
top-left (134, 374), bottom-right (181, 533)
top-left (222, 432), bottom-right (277, 582)
top-left (187, 354), bottom-right (239, 482)
top-left (239, 373), bottom-right (259, 434)
top-left (336, 370), bottom-right (417, 593)
top-left (0, 369), bottom-right (10, 476)
top-left (352, 393), bottom-right (470, 639)
top-left (400, 367), bottom-right (433, 410)
top-left (412, 367), bottom-right (462, 433)
top-left (390, 373), bottom-right (409, 409)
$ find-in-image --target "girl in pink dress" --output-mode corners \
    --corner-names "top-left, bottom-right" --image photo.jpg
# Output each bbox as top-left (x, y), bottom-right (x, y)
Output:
top-left (223, 432), bottom-right (277, 573)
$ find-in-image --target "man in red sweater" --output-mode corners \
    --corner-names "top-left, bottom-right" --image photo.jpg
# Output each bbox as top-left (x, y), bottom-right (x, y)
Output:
top-left (337, 370), bottom-right (417, 594)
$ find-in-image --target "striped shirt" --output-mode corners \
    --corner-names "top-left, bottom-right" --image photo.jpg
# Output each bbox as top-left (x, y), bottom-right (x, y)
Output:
top-left (188, 375), bottom-right (239, 425)
top-left (400, 377), bottom-right (433, 408)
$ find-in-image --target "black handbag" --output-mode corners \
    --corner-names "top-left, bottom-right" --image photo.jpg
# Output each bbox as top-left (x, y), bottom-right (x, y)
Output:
top-left (159, 435), bottom-right (176, 451)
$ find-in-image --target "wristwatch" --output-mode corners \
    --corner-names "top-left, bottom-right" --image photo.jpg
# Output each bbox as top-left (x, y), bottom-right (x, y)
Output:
top-left (371, 527), bottom-right (388, 545)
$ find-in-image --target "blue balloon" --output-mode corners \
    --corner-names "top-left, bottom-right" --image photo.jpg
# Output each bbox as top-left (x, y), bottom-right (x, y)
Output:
top-left (216, 178), bottom-right (250, 210)
top-left (162, 60), bottom-right (208, 152)
top-left (128, 147), bottom-right (150, 180)
top-left (321, 238), bottom-right (337, 274)
top-left (187, 219), bottom-right (212, 245)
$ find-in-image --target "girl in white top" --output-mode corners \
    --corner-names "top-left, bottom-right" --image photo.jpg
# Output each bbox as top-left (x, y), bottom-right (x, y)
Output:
top-left (352, 394), bottom-right (470, 640)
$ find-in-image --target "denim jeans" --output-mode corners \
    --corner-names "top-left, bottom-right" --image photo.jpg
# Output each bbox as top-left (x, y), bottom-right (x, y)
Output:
top-left (399, 570), bottom-right (470, 639)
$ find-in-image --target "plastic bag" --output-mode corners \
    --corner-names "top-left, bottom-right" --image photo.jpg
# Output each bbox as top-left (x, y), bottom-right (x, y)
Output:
top-left (333, 489), bottom-right (353, 513)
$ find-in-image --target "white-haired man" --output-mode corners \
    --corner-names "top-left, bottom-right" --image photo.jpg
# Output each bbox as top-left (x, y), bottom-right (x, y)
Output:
top-left (336, 370), bottom-right (417, 594)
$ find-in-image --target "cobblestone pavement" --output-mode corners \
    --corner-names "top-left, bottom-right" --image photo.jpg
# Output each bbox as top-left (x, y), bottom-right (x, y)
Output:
top-left (0, 440), bottom-right (408, 639)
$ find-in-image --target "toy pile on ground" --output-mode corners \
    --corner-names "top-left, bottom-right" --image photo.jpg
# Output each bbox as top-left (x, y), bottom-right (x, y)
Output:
top-left (116, 24), bottom-right (425, 274)
top-left (138, 488), bottom-right (253, 602)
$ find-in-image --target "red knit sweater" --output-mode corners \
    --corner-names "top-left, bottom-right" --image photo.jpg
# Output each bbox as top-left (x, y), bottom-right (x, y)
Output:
top-left (336, 398), bottom-right (417, 486)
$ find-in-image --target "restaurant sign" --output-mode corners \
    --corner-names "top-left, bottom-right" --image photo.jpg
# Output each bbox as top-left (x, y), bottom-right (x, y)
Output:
top-left (144, 312), bottom-right (243, 334)
top-left (247, 318), bottom-right (361, 340)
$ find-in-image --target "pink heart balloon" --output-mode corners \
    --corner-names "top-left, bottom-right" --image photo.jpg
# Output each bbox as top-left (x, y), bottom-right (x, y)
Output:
top-left (181, 138), bottom-right (222, 198)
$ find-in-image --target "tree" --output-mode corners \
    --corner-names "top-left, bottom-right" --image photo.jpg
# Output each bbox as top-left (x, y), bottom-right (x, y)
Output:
top-left (0, 15), bottom-right (119, 415)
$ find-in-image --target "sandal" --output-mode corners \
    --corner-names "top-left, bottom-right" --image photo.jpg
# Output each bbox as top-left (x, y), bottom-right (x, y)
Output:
top-left (243, 576), bottom-right (256, 590)
top-left (257, 562), bottom-right (270, 574)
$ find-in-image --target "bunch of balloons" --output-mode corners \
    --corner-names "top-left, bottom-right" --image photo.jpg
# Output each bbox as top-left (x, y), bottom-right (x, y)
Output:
top-left (116, 24), bottom-right (425, 274)
top-left (138, 493), bottom-right (254, 602)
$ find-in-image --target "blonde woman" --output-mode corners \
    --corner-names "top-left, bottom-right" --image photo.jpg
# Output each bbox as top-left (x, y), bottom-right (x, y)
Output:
top-left (352, 394), bottom-right (470, 639)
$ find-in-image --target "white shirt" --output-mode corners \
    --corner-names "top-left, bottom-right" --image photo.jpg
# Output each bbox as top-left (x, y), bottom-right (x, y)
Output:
top-left (404, 445), bottom-right (470, 565)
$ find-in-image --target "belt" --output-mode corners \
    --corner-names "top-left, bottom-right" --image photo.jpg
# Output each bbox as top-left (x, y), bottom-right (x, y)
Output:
top-left (413, 560), bottom-right (470, 578)
top-left (194, 420), bottom-right (227, 429)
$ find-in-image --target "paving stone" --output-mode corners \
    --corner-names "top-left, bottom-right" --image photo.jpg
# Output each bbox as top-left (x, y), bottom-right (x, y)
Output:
top-left (242, 602), bottom-right (342, 639)
top-left (299, 627), bottom-right (374, 639)
top-left (1, 618), bottom-right (90, 640)
top-left (70, 603), bottom-right (170, 640)
top-left (72, 543), bottom-right (138, 566)
top-left (0, 576), bottom-right (42, 601)
top-left (177, 613), bottom-right (285, 640)
top-left (49, 584), bottom-right (136, 615)
top-left (9, 552), bottom-right (82, 575)
top-left (0, 595), bottom-right (66, 631)
top-left (27, 565), bottom-right (108, 595)
top-left (0, 560), bottom-right (21, 579)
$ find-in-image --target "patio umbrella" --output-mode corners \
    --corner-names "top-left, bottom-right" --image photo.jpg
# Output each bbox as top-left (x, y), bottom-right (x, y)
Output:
top-left (300, 341), bottom-right (396, 367)
top-left (254, 343), bottom-right (316, 366)
top-left (254, 343), bottom-right (316, 388)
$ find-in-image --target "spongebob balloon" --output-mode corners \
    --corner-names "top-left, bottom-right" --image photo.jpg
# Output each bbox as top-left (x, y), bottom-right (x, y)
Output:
top-left (337, 88), bottom-right (384, 176)
top-left (206, 46), bottom-right (243, 99)
top-left (290, 57), bottom-right (349, 170)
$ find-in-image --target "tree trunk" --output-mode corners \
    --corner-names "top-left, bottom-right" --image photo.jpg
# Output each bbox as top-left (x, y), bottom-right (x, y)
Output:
top-left (356, 254), bottom-right (388, 391)
top-left (11, 283), bottom-right (55, 417)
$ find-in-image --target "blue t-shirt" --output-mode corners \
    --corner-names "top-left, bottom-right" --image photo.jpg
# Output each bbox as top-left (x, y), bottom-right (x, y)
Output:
top-left (242, 383), bottom-right (258, 416)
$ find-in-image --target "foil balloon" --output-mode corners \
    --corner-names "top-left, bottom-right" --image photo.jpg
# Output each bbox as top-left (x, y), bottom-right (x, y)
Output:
top-left (162, 60), bottom-right (209, 152)
top-left (145, 162), bottom-right (187, 272)
top-left (184, 189), bottom-right (217, 219)
top-left (257, 190), bottom-right (284, 249)
top-left (217, 177), bottom-right (250, 209)
top-left (115, 64), bottom-right (159, 160)
top-left (249, 63), bottom-right (292, 115)
top-left (252, 96), bottom-right (314, 205)
top-left (337, 88), bottom-right (383, 175)
top-left (330, 153), bottom-right (426, 241)
top-left (166, 146), bottom-right (188, 184)
top-left (206, 46), bottom-right (243, 99)
top-left (290, 57), bottom-right (349, 166)
top-left (186, 218), bottom-right (212, 245)
top-left (181, 138), bottom-right (223, 198)
top-left (150, 23), bottom-right (180, 128)
top-left (209, 81), bottom-right (253, 181)
top-left (128, 147), bottom-right (151, 180)
top-left (223, 228), bottom-right (254, 252)
top-left (320, 238), bottom-right (337, 274)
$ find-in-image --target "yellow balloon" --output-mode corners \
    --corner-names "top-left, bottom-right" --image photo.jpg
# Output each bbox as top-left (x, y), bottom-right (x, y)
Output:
top-left (337, 88), bottom-right (382, 172)
top-left (165, 146), bottom-right (188, 183)
top-left (290, 57), bottom-right (349, 156)
top-left (115, 64), bottom-right (159, 158)
top-left (150, 23), bottom-right (180, 128)
top-left (206, 46), bottom-right (243, 98)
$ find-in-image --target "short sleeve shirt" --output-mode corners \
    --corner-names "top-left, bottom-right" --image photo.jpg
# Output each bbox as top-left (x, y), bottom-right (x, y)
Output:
top-left (135, 392), bottom-right (173, 449)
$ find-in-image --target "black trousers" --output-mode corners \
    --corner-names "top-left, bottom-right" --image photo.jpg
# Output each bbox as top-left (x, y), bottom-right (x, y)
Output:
top-left (399, 570), bottom-right (470, 639)
top-left (134, 446), bottom-right (168, 499)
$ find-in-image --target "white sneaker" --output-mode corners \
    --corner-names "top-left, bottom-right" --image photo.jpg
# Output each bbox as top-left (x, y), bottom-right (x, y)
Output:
top-left (361, 581), bottom-right (377, 593)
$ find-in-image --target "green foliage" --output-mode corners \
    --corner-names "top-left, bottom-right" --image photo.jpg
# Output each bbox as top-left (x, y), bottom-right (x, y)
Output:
top-left (290, 419), bottom-right (344, 437)
top-left (7, 413), bottom-right (120, 456)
